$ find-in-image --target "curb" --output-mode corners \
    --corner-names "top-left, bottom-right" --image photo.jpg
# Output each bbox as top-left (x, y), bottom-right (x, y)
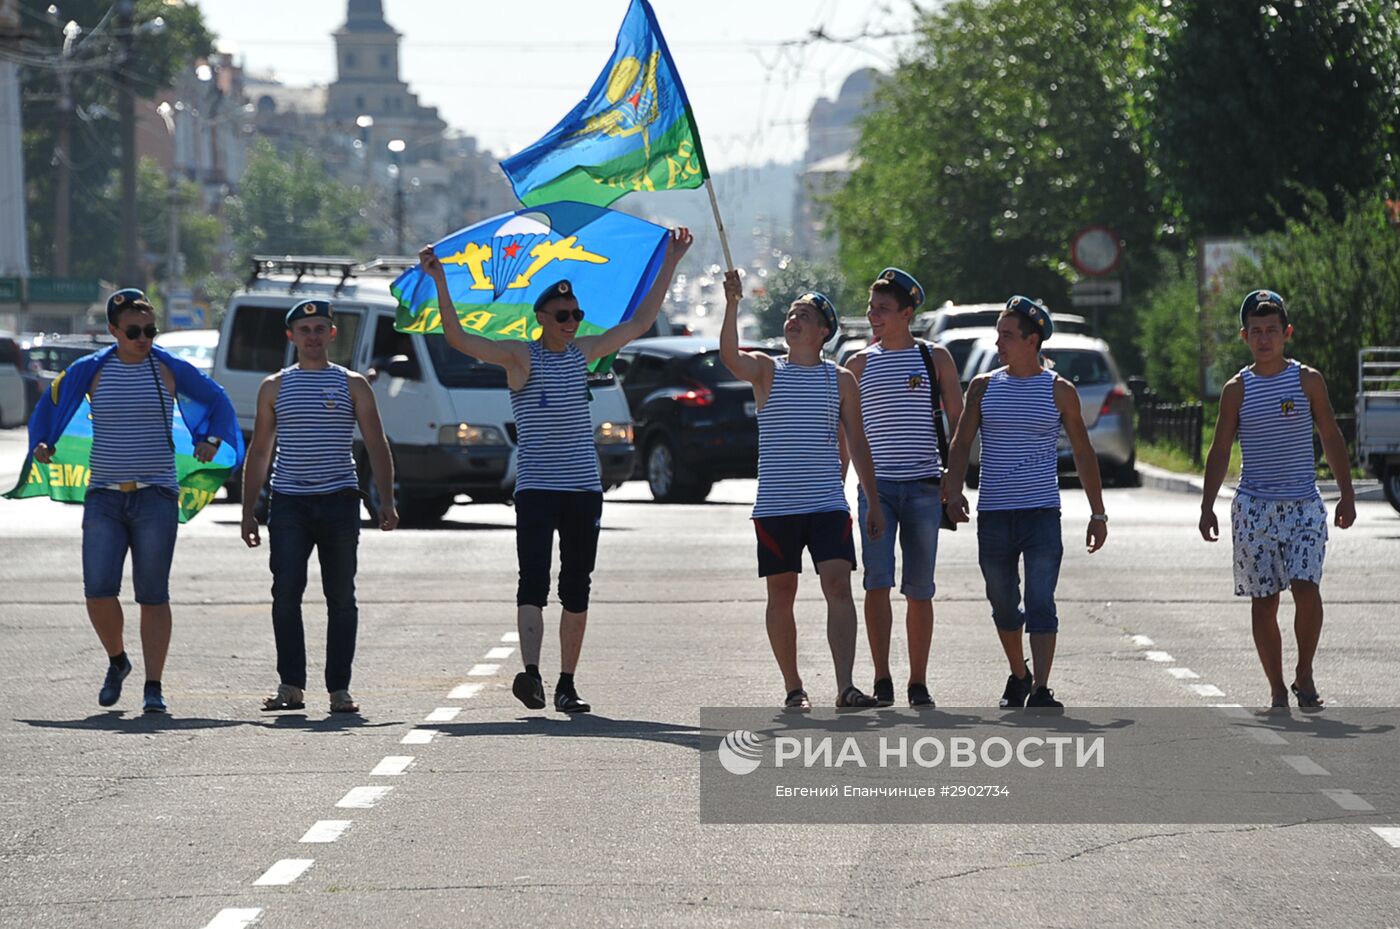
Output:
top-left (1136, 462), bottom-right (1382, 501)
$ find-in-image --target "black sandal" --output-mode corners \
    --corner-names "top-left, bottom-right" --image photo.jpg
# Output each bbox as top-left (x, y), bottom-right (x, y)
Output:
top-left (1291, 682), bottom-right (1325, 709)
top-left (784, 688), bottom-right (811, 709)
top-left (836, 686), bottom-right (879, 708)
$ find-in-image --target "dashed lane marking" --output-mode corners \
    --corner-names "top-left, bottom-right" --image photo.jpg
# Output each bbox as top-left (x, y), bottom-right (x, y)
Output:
top-left (501, 632), bottom-right (520, 642)
top-left (336, 786), bottom-right (394, 809)
top-left (1168, 668), bottom-right (1201, 679)
top-left (202, 909), bottom-right (263, 929)
top-left (1321, 789), bottom-right (1375, 812)
top-left (425, 707), bottom-right (461, 722)
top-left (1281, 755), bottom-right (1331, 777)
top-left (466, 663), bottom-right (500, 676)
top-left (1190, 683), bottom-right (1226, 697)
top-left (448, 683), bottom-right (484, 700)
top-left (1371, 827), bottom-right (1400, 848)
top-left (253, 859), bottom-right (314, 886)
top-left (485, 647), bottom-right (515, 660)
top-left (401, 728), bottom-right (439, 745)
top-left (299, 820), bottom-right (351, 844)
top-left (370, 756), bottom-right (415, 776)
top-left (1144, 651), bottom-right (1174, 662)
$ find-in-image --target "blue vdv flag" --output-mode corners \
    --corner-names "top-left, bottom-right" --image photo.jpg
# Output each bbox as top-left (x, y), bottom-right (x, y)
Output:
top-left (499, 0), bottom-right (709, 207)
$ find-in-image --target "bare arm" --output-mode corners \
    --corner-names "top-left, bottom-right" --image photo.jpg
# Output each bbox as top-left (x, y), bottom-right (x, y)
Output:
top-left (578, 227), bottom-right (693, 363)
top-left (417, 245), bottom-right (530, 377)
top-left (718, 269), bottom-right (776, 395)
top-left (1302, 366), bottom-right (1356, 529)
top-left (840, 352), bottom-right (869, 479)
top-left (941, 374), bottom-right (988, 522)
top-left (839, 367), bottom-right (883, 539)
top-left (349, 373), bottom-right (398, 532)
top-left (1199, 377), bottom-right (1243, 542)
top-left (240, 376), bottom-right (279, 548)
top-left (1055, 377), bottom-right (1107, 552)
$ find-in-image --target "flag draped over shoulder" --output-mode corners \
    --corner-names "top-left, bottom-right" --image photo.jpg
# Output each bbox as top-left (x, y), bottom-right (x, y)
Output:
top-left (391, 201), bottom-right (669, 348)
top-left (500, 0), bottom-right (709, 207)
top-left (5, 345), bottom-right (245, 523)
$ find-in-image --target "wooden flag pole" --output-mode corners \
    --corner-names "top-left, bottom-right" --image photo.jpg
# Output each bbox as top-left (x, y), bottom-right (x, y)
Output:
top-left (704, 177), bottom-right (736, 271)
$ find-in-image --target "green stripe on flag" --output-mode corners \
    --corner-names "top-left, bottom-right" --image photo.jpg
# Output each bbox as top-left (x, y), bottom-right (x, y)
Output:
top-left (519, 116), bottom-right (706, 208)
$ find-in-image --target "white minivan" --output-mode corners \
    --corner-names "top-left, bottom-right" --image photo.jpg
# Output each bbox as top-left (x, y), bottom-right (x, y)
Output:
top-left (212, 257), bottom-right (636, 524)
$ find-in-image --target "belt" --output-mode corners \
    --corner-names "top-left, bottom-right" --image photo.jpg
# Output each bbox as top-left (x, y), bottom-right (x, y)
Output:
top-left (105, 481), bottom-right (149, 493)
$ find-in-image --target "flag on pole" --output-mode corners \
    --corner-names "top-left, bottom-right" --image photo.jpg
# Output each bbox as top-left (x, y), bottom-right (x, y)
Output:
top-left (500, 0), bottom-right (709, 207)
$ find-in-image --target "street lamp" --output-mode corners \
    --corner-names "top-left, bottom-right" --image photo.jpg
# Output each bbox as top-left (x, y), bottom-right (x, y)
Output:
top-left (355, 114), bottom-right (374, 184)
top-left (388, 138), bottom-right (406, 255)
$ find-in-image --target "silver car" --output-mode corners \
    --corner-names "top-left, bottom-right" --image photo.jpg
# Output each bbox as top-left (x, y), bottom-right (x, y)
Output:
top-left (960, 333), bottom-right (1137, 486)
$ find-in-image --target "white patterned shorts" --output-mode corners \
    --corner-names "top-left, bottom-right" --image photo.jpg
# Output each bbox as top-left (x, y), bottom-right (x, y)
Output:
top-left (1231, 493), bottom-right (1328, 598)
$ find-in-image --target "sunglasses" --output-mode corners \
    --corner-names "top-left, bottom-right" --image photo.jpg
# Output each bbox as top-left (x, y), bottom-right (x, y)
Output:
top-left (544, 308), bottom-right (584, 323)
top-left (122, 324), bottom-right (158, 340)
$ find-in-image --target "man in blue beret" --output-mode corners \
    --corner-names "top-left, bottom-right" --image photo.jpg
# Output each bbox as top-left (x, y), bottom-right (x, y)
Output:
top-left (240, 298), bottom-right (398, 715)
top-left (845, 268), bottom-right (964, 707)
top-left (1198, 289), bottom-right (1354, 708)
top-left (943, 295), bottom-right (1108, 709)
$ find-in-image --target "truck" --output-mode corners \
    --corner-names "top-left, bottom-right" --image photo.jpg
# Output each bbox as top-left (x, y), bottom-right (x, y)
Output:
top-left (212, 256), bottom-right (636, 524)
top-left (1357, 347), bottom-right (1400, 514)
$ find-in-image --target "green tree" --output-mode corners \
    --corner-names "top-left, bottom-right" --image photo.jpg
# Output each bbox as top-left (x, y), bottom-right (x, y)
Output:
top-left (225, 140), bottom-right (371, 266)
top-left (753, 257), bottom-right (852, 339)
top-left (1133, 255), bottom-right (1204, 401)
top-left (21, 0), bottom-right (214, 277)
top-left (136, 157), bottom-right (220, 281)
top-left (1148, 0), bottom-right (1400, 237)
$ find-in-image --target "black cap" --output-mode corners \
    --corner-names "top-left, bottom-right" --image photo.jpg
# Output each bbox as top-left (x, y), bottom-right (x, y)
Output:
top-left (285, 299), bottom-right (333, 328)
top-left (533, 279), bottom-right (575, 314)
top-left (105, 288), bottom-right (150, 324)
top-left (1239, 289), bottom-right (1285, 327)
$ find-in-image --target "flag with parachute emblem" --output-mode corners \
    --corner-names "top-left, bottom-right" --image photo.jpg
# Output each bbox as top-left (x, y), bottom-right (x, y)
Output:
top-left (500, 0), bottom-right (710, 207)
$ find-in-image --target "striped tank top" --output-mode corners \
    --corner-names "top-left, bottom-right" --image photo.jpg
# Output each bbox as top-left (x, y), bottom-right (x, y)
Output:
top-left (753, 358), bottom-right (848, 518)
top-left (511, 341), bottom-right (601, 493)
top-left (270, 364), bottom-right (359, 495)
top-left (858, 343), bottom-right (941, 481)
top-left (1237, 360), bottom-right (1318, 501)
top-left (977, 367), bottom-right (1061, 512)
top-left (88, 355), bottom-right (178, 491)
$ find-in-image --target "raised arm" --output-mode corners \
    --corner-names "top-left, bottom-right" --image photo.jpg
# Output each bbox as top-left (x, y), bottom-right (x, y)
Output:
top-left (941, 374), bottom-right (987, 522)
top-left (240, 375), bottom-right (280, 548)
top-left (418, 246), bottom-right (530, 376)
top-left (1199, 377), bottom-right (1243, 542)
top-left (839, 367), bottom-right (883, 540)
top-left (1302, 366), bottom-right (1356, 530)
top-left (1054, 376), bottom-right (1107, 553)
top-left (717, 269), bottom-right (775, 394)
top-left (578, 227), bottom-right (693, 363)
top-left (349, 373), bottom-right (398, 532)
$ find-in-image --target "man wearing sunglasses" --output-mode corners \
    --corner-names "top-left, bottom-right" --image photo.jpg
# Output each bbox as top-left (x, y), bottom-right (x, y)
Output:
top-left (942, 295), bottom-right (1108, 709)
top-left (24, 288), bottom-right (241, 713)
top-left (719, 272), bottom-right (885, 710)
top-left (418, 227), bottom-right (692, 714)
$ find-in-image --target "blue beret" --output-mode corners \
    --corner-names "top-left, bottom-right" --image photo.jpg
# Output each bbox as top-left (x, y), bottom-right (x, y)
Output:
top-left (1005, 295), bottom-right (1053, 340)
top-left (1239, 289), bottom-right (1285, 327)
top-left (285, 299), bottom-right (333, 327)
top-left (533, 279), bottom-right (575, 313)
top-left (875, 267), bottom-right (925, 309)
top-left (105, 288), bottom-right (149, 323)
top-left (795, 291), bottom-right (838, 338)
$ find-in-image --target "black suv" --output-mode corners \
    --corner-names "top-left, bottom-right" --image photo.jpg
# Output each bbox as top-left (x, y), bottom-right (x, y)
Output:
top-left (614, 337), bottom-right (780, 502)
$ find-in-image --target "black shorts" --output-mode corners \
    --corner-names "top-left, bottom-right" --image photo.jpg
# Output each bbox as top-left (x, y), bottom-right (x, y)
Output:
top-left (753, 510), bottom-right (856, 577)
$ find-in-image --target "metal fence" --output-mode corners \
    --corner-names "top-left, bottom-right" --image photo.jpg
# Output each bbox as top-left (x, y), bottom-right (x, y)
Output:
top-left (1137, 396), bottom-right (1204, 465)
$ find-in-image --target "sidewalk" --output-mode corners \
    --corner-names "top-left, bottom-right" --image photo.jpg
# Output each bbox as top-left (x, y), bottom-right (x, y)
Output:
top-left (1136, 460), bottom-right (1382, 501)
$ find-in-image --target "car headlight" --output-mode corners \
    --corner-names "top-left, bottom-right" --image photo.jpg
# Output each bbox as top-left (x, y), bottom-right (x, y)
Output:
top-left (595, 421), bottom-right (634, 445)
top-left (438, 423), bottom-right (507, 446)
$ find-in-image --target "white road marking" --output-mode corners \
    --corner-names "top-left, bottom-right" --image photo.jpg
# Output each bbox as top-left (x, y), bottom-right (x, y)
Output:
top-left (203, 909), bottom-right (263, 929)
top-left (1129, 635), bottom-right (1155, 647)
top-left (1211, 703), bottom-right (1248, 716)
top-left (425, 707), bottom-right (461, 722)
top-left (370, 755), bottom-right (415, 776)
top-left (448, 683), bottom-right (484, 700)
top-left (1144, 651), bottom-right (1174, 662)
top-left (1321, 789), bottom-right (1374, 812)
top-left (485, 646), bottom-right (515, 660)
top-left (401, 728), bottom-right (439, 745)
top-left (1190, 684), bottom-right (1226, 697)
top-left (1241, 726), bottom-right (1288, 745)
top-left (502, 632), bottom-right (520, 642)
top-left (1371, 827), bottom-right (1400, 847)
top-left (299, 820), bottom-right (352, 843)
top-left (253, 858), bottom-right (314, 886)
top-left (1281, 755), bottom-right (1331, 776)
top-left (1168, 668), bottom-right (1201, 679)
top-left (466, 663), bottom-right (500, 676)
top-left (336, 786), bottom-right (394, 809)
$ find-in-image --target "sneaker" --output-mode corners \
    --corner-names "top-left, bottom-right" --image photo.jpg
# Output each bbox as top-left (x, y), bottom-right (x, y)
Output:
top-left (1027, 686), bottom-right (1064, 709)
top-left (142, 684), bottom-right (167, 715)
top-left (908, 682), bottom-right (935, 707)
top-left (999, 663), bottom-right (1033, 708)
top-left (872, 677), bottom-right (895, 707)
top-left (512, 670), bottom-right (546, 710)
top-left (98, 660), bottom-right (131, 707)
top-left (554, 688), bottom-right (591, 714)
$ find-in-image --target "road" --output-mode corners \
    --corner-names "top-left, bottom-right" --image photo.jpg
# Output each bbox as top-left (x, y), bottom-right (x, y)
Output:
top-left (1, 423), bottom-right (1398, 929)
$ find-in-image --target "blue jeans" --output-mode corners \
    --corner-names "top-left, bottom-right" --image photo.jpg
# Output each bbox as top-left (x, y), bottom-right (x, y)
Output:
top-left (268, 491), bottom-right (361, 692)
top-left (976, 508), bottom-right (1063, 634)
top-left (82, 486), bottom-right (179, 604)
top-left (857, 478), bottom-right (942, 599)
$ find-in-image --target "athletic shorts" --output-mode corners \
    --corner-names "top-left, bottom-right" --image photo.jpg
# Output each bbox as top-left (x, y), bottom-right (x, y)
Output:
top-left (753, 509), bottom-right (855, 577)
top-left (1231, 492), bottom-right (1328, 598)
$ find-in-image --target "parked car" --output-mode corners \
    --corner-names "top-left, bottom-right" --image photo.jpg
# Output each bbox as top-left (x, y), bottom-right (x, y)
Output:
top-left (0, 335), bottom-right (26, 427)
top-left (16, 334), bottom-right (113, 417)
top-left (1357, 346), bottom-right (1400, 513)
top-left (614, 337), bottom-right (782, 502)
top-left (914, 302), bottom-right (1091, 339)
top-left (154, 328), bottom-right (219, 374)
top-left (960, 333), bottom-right (1137, 486)
top-left (932, 326), bottom-right (1000, 387)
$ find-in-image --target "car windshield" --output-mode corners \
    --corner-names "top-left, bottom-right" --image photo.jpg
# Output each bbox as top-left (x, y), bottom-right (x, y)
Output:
top-left (427, 337), bottom-right (616, 388)
top-left (943, 337), bottom-right (983, 377)
top-left (26, 345), bottom-right (99, 372)
top-left (942, 310), bottom-right (1002, 330)
top-left (162, 343), bottom-right (215, 365)
top-left (1043, 348), bottom-right (1114, 385)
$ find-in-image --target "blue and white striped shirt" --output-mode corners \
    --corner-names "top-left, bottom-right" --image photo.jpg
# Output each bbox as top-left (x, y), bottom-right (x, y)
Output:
top-left (859, 343), bottom-right (941, 481)
top-left (89, 356), bottom-right (178, 491)
top-left (1237, 360), bottom-right (1318, 501)
top-left (270, 364), bottom-right (359, 495)
top-left (511, 341), bottom-right (601, 493)
top-left (977, 367), bottom-right (1061, 512)
top-left (753, 358), bottom-right (848, 518)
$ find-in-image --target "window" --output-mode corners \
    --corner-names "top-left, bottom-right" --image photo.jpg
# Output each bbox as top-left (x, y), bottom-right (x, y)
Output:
top-left (1043, 349), bottom-right (1113, 385)
top-left (226, 305), bottom-right (290, 372)
top-left (346, 52), bottom-right (358, 68)
top-left (369, 315), bottom-right (420, 380)
top-left (379, 52), bottom-right (391, 71)
top-left (426, 337), bottom-right (508, 388)
top-left (621, 353), bottom-right (666, 390)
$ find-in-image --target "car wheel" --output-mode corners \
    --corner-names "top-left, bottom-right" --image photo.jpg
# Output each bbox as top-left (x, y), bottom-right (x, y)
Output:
top-left (1384, 463), bottom-right (1400, 515)
top-left (646, 436), bottom-right (710, 502)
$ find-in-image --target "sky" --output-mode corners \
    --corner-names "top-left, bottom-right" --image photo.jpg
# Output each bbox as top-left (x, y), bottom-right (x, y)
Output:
top-left (196, 0), bottom-right (920, 171)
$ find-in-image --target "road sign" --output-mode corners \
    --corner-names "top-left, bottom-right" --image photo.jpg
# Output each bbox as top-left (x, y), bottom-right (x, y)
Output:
top-left (1070, 226), bottom-right (1122, 277)
top-left (1070, 279), bottom-right (1122, 307)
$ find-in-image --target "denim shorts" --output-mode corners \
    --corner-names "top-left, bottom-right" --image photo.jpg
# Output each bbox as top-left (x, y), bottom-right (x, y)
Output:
top-left (857, 478), bottom-right (942, 599)
top-left (82, 486), bottom-right (180, 604)
top-left (976, 507), bottom-right (1063, 634)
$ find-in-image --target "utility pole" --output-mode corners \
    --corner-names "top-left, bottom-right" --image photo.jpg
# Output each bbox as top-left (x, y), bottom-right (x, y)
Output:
top-left (115, 0), bottom-right (138, 287)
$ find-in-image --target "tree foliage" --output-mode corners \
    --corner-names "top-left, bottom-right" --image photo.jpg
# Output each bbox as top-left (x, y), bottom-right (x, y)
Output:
top-left (753, 257), bottom-right (852, 339)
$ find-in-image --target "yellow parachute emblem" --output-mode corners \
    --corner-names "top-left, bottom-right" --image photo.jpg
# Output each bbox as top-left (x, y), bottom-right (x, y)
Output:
top-left (574, 51), bottom-right (662, 160)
